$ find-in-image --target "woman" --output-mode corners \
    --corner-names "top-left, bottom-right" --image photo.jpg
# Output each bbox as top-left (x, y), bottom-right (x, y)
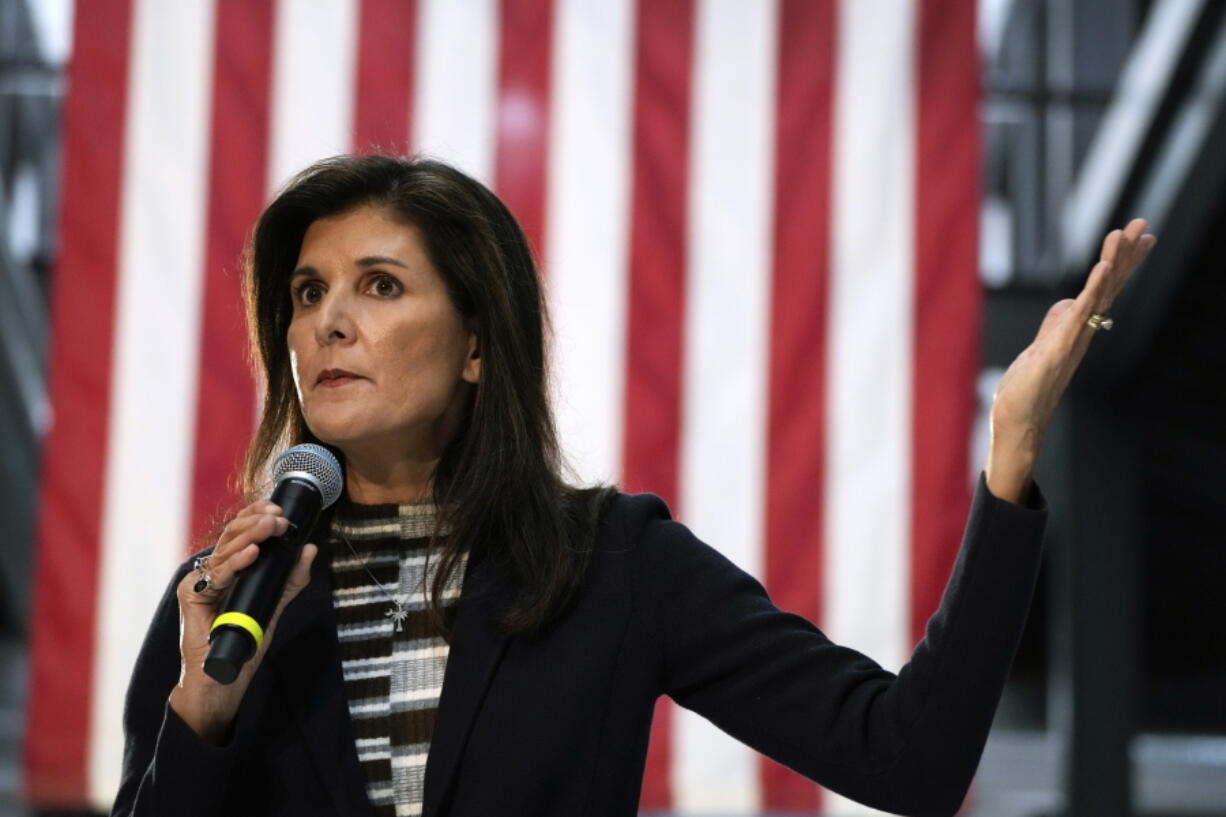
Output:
top-left (112, 154), bottom-right (1155, 817)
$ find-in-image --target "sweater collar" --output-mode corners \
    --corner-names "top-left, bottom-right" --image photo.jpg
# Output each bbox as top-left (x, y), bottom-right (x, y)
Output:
top-left (329, 496), bottom-right (448, 541)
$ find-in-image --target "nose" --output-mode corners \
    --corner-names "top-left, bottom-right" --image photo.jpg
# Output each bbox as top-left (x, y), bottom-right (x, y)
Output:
top-left (314, 292), bottom-right (357, 345)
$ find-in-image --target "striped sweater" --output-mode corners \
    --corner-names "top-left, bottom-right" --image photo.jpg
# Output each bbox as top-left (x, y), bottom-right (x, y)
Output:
top-left (327, 500), bottom-right (467, 817)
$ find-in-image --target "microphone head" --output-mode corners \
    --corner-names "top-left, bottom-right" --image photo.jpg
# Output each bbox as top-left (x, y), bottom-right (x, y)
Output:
top-left (271, 444), bottom-right (344, 508)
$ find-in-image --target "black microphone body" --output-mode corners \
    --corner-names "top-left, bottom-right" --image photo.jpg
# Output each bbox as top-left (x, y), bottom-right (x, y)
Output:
top-left (203, 445), bottom-right (342, 684)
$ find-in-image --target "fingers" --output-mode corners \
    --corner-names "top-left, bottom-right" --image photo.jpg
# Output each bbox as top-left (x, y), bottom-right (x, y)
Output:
top-left (215, 514), bottom-right (288, 563)
top-left (1100, 217), bottom-right (1150, 262)
top-left (232, 499), bottom-right (280, 521)
top-left (1115, 218), bottom-right (1153, 277)
top-left (200, 542), bottom-right (262, 596)
top-left (215, 505), bottom-right (287, 558)
top-left (1076, 259), bottom-right (1112, 310)
top-left (180, 541), bottom-right (259, 602)
top-left (278, 545), bottom-right (319, 604)
top-left (1086, 218), bottom-right (1157, 315)
top-left (1099, 228), bottom-right (1122, 265)
top-left (180, 504), bottom-right (289, 603)
top-left (1122, 216), bottom-right (1149, 242)
top-left (218, 501), bottom-right (282, 547)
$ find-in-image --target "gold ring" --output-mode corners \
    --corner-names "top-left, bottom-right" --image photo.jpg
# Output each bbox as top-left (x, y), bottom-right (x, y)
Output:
top-left (1087, 313), bottom-right (1114, 331)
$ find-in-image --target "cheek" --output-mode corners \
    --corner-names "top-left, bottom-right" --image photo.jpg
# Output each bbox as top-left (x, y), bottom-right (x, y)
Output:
top-left (286, 327), bottom-right (308, 399)
top-left (382, 328), bottom-right (467, 404)
top-left (381, 306), bottom-right (465, 371)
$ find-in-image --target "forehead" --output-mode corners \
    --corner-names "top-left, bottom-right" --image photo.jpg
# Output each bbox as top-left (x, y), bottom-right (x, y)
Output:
top-left (295, 205), bottom-right (428, 269)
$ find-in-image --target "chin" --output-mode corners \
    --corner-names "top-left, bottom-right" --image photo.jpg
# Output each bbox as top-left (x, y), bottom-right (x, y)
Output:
top-left (305, 414), bottom-right (413, 457)
top-left (303, 408), bottom-right (374, 447)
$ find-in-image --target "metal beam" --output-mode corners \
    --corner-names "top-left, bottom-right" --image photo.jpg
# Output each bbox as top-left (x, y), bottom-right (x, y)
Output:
top-left (1078, 7), bottom-right (1226, 385)
top-left (1062, 0), bottom-right (1209, 266)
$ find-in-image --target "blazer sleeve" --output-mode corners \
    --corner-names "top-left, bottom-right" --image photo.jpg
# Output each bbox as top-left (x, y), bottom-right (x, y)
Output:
top-left (627, 472), bottom-right (1047, 817)
top-left (109, 551), bottom-right (242, 817)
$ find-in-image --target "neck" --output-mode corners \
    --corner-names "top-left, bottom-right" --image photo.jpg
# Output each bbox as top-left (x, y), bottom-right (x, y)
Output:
top-left (342, 449), bottom-right (439, 504)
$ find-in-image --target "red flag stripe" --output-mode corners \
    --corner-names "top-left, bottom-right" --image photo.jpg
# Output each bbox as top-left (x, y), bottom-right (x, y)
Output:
top-left (354, 0), bottom-right (417, 154)
top-left (910, 0), bottom-right (980, 647)
top-left (494, 0), bottom-right (555, 264)
top-left (187, 0), bottom-right (276, 550)
top-left (622, 0), bottom-right (695, 808)
top-left (760, 0), bottom-right (836, 809)
top-left (23, 0), bottom-right (135, 803)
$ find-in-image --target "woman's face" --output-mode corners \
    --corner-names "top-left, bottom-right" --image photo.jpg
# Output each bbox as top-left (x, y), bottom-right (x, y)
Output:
top-left (286, 205), bottom-right (479, 460)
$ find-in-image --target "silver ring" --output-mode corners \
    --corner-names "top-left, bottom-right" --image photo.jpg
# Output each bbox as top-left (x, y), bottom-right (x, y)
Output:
top-left (192, 555), bottom-right (215, 593)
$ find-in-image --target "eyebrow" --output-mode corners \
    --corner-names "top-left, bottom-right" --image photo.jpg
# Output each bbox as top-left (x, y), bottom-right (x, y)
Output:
top-left (290, 255), bottom-right (410, 280)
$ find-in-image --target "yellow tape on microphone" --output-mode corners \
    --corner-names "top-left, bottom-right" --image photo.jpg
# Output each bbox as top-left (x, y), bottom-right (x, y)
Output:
top-left (211, 612), bottom-right (264, 652)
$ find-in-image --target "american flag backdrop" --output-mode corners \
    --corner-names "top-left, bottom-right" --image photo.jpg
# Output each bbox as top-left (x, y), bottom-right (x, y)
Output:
top-left (24, 0), bottom-right (982, 813)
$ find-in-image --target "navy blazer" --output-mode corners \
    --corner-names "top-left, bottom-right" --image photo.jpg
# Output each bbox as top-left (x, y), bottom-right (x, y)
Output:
top-left (111, 474), bottom-right (1046, 817)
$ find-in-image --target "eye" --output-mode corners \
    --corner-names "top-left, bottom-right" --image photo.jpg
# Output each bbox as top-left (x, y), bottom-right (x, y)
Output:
top-left (293, 280), bottom-right (324, 307)
top-left (367, 273), bottom-right (403, 298)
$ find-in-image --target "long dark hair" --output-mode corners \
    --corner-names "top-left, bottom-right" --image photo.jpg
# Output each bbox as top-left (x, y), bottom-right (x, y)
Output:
top-left (242, 154), bottom-right (616, 638)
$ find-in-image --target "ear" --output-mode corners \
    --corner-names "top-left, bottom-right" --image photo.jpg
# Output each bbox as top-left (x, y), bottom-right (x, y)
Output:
top-left (461, 331), bottom-right (480, 384)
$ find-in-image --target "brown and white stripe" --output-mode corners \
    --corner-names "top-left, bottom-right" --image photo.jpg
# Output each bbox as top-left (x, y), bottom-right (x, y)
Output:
top-left (328, 501), bottom-right (465, 817)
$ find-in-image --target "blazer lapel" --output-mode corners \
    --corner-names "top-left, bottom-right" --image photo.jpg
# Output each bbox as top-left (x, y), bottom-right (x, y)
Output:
top-left (267, 546), bottom-right (375, 816)
top-left (422, 548), bottom-right (514, 817)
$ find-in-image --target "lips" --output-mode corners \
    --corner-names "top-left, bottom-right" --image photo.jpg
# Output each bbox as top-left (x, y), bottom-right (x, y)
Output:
top-left (315, 368), bottom-right (365, 387)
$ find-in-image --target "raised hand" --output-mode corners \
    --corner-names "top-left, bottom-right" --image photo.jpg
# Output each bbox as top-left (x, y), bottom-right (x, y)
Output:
top-left (985, 218), bottom-right (1157, 503)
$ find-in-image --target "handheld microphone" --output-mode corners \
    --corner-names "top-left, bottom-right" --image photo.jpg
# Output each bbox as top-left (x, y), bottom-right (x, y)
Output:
top-left (204, 443), bottom-right (343, 684)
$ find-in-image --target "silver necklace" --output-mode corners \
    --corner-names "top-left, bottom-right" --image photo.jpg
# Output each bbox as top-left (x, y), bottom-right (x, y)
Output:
top-left (341, 535), bottom-right (413, 633)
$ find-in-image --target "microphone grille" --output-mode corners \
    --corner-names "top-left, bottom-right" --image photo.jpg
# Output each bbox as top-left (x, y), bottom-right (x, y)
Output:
top-left (271, 444), bottom-right (344, 508)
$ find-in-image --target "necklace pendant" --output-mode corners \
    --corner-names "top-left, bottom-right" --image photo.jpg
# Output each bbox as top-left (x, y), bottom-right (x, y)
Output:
top-left (385, 604), bottom-right (410, 633)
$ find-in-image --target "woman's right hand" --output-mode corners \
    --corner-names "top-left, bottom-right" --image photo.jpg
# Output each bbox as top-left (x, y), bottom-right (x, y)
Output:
top-left (167, 499), bottom-right (318, 744)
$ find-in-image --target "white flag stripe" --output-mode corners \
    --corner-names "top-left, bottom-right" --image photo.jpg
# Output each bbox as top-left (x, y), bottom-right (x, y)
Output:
top-left (412, 0), bottom-right (499, 182)
top-left (827, 0), bottom-right (916, 672)
top-left (546, 0), bottom-right (635, 486)
top-left (267, 0), bottom-right (359, 192)
top-left (825, 1), bottom-right (917, 814)
top-left (674, 0), bottom-right (779, 811)
top-left (89, 0), bottom-right (217, 806)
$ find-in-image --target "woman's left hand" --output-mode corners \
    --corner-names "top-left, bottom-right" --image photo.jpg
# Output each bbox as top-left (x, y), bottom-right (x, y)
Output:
top-left (985, 218), bottom-right (1157, 503)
